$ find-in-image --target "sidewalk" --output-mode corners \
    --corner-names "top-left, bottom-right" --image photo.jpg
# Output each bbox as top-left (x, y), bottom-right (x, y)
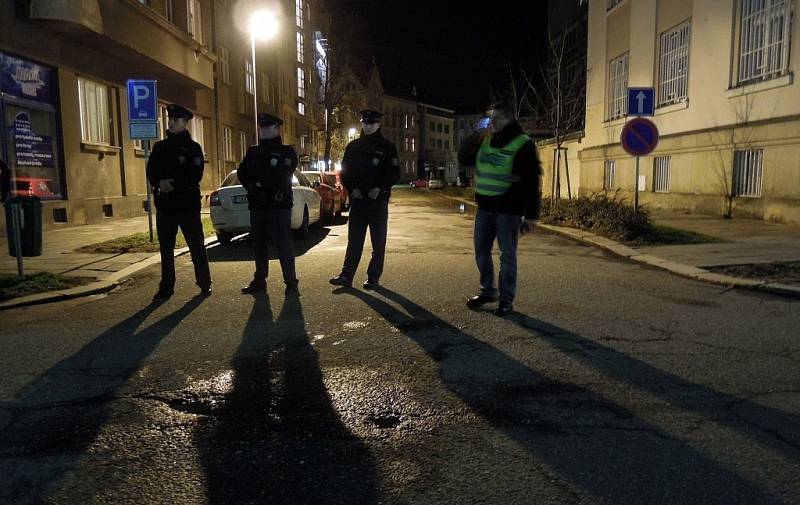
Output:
top-left (0, 213), bottom-right (215, 309)
top-left (437, 193), bottom-right (800, 298)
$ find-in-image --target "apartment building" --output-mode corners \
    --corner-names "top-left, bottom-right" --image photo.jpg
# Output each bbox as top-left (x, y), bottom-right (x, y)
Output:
top-left (581, 0), bottom-right (800, 222)
top-left (418, 103), bottom-right (457, 183)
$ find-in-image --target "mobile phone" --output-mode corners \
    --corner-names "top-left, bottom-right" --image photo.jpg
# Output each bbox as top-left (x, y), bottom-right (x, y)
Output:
top-left (475, 116), bottom-right (491, 130)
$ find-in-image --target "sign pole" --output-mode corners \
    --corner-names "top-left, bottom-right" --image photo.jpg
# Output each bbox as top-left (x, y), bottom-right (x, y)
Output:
top-left (144, 140), bottom-right (154, 243)
top-left (11, 203), bottom-right (24, 278)
top-left (634, 156), bottom-right (640, 214)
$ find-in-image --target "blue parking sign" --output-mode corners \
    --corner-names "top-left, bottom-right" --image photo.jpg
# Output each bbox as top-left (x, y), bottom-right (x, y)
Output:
top-left (126, 80), bottom-right (157, 121)
top-left (627, 87), bottom-right (654, 116)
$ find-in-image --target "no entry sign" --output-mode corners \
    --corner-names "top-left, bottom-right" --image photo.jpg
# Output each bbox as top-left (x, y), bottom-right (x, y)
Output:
top-left (621, 118), bottom-right (659, 156)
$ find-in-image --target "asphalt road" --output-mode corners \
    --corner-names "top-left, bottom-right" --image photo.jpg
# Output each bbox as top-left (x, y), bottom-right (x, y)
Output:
top-left (1, 189), bottom-right (798, 505)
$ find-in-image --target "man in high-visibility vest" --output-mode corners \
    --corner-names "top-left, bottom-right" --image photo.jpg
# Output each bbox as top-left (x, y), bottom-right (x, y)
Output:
top-left (458, 103), bottom-right (542, 317)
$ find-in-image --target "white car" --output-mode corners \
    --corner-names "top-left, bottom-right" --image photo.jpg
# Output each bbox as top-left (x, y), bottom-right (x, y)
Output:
top-left (210, 170), bottom-right (322, 244)
top-left (428, 178), bottom-right (446, 190)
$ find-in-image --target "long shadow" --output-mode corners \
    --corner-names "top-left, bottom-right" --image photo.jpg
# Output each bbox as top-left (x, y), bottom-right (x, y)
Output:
top-left (198, 293), bottom-right (378, 504)
top-left (207, 227), bottom-right (330, 263)
top-left (337, 286), bottom-right (783, 504)
top-left (0, 297), bottom-right (205, 504)
top-left (510, 314), bottom-right (800, 457)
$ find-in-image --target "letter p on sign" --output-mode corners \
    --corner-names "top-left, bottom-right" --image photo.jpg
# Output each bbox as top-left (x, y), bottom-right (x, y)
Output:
top-left (126, 80), bottom-right (157, 122)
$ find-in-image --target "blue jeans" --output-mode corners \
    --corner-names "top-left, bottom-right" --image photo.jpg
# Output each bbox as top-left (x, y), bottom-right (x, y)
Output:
top-left (474, 209), bottom-right (521, 304)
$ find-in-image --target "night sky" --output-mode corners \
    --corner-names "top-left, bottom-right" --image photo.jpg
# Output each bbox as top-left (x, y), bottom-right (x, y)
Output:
top-left (327, 0), bottom-right (549, 112)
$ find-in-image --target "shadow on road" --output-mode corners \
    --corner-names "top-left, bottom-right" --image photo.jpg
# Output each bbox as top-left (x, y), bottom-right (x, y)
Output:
top-left (207, 227), bottom-right (330, 263)
top-left (0, 296), bottom-right (205, 504)
top-left (509, 313), bottom-right (800, 458)
top-left (337, 285), bottom-right (783, 505)
top-left (197, 293), bottom-right (378, 504)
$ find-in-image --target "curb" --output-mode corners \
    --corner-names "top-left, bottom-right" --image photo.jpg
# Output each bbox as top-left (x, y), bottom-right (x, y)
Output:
top-left (0, 236), bottom-right (219, 311)
top-left (436, 193), bottom-right (800, 299)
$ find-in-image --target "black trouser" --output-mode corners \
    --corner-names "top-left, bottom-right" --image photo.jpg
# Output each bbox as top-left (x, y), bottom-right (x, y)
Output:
top-left (342, 199), bottom-right (388, 281)
top-left (250, 208), bottom-right (297, 286)
top-left (156, 209), bottom-right (211, 291)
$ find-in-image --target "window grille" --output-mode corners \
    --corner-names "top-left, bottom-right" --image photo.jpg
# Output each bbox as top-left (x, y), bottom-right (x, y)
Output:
top-left (607, 54), bottom-right (628, 120)
top-left (604, 160), bottom-right (616, 190)
top-left (733, 149), bottom-right (763, 197)
top-left (738, 0), bottom-right (793, 84)
top-left (658, 21), bottom-right (691, 106)
top-left (653, 156), bottom-right (671, 192)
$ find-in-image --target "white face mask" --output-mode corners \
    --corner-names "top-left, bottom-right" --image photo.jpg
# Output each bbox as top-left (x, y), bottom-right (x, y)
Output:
top-left (260, 125), bottom-right (280, 140)
top-left (168, 118), bottom-right (187, 134)
top-left (362, 122), bottom-right (380, 135)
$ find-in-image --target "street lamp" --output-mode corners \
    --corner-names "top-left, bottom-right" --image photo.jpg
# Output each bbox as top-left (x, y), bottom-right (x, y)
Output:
top-left (248, 10), bottom-right (279, 138)
top-left (348, 127), bottom-right (357, 141)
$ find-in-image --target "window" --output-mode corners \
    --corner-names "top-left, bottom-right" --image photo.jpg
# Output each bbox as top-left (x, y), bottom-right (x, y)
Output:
top-left (653, 156), bottom-right (671, 193)
top-left (296, 0), bottom-right (304, 29)
top-left (437, 138), bottom-right (443, 149)
top-left (260, 73), bottom-right (268, 104)
top-left (430, 122), bottom-right (436, 132)
top-left (78, 78), bottom-right (110, 144)
top-left (239, 130), bottom-right (248, 161)
top-left (733, 149), bottom-right (763, 197)
top-left (188, 116), bottom-right (205, 155)
top-left (737, 0), bottom-right (793, 84)
top-left (603, 160), bottom-right (616, 190)
top-left (444, 140), bottom-right (450, 150)
top-left (658, 21), bottom-right (691, 106)
top-left (405, 114), bottom-right (409, 128)
top-left (404, 137), bottom-right (409, 152)
top-left (244, 60), bottom-right (254, 95)
top-left (300, 135), bottom-right (307, 151)
top-left (608, 0), bottom-right (623, 9)
top-left (220, 47), bottom-right (230, 85)
top-left (297, 32), bottom-right (305, 64)
top-left (297, 67), bottom-right (305, 99)
top-left (444, 124), bottom-right (449, 134)
top-left (223, 127), bottom-right (233, 161)
top-left (187, 0), bottom-right (202, 43)
top-left (166, 0), bottom-right (174, 22)
top-left (411, 138), bottom-right (415, 152)
top-left (607, 53), bottom-right (629, 120)
top-left (298, 101), bottom-right (305, 116)
top-left (437, 123), bottom-right (443, 133)
top-left (410, 115), bottom-right (415, 128)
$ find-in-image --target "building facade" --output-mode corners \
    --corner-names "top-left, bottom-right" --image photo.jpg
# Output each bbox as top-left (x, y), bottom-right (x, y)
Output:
top-left (580, 0), bottom-right (800, 223)
top-left (0, 0), bottom-right (327, 236)
top-left (418, 103), bottom-right (456, 183)
top-left (381, 94), bottom-right (419, 182)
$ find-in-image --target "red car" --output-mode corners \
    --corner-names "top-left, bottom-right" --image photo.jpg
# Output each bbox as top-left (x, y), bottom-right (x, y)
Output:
top-left (302, 171), bottom-right (341, 224)
top-left (409, 178), bottom-right (428, 188)
top-left (323, 171), bottom-right (349, 211)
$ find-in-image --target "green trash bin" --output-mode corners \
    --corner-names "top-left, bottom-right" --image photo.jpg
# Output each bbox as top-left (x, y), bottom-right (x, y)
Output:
top-left (5, 196), bottom-right (43, 257)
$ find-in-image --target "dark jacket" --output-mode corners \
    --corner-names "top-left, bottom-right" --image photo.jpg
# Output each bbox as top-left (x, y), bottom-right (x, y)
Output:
top-left (236, 136), bottom-right (298, 211)
top-left (146, 130), bottom-right (205, 213)
top-left (458, 121), bottom-right (542, 219)
top-left (341, 129), bottom-right (401, 201)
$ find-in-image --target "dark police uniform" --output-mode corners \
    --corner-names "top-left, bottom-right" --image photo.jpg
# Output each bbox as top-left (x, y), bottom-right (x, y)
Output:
top-left (330, 109), bottom-right (400, 289)
top-left (237, 113), bottom-right (299, 294)
top-left (146, 104), bottom-right (211, 299)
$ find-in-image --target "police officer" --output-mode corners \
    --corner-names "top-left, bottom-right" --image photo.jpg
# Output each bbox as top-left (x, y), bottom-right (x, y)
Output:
top-left (238, 113), bottom-right (300, 296)
top-left (146, 104), bottom-right (211, 300)
top-left (330, 109), bottom-right (401, 289)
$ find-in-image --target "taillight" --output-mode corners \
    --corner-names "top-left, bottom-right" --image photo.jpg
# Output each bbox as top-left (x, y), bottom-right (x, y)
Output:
top-left (210, 191), bottom-right (221, 206)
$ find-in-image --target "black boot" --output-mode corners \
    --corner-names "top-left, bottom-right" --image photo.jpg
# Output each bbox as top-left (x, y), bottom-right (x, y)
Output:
top-left (363, 278), bottom-right (379, 290)
top-left (329, 274), bottom-right (352, 287)
top-left (493, 301), bottom-right (513, 317)
top-left (466, 294), bottom-right (497, 310)
top-left (241, 281), bottom-right (266, 294)
top-left (152, 287), bottom-right (174, 301)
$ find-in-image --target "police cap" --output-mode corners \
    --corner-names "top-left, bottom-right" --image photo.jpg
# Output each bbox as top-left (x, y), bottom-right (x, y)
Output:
top-left (359, 109), bottom-right (383, 124)
top-left (166, 104), bottom-right (194, 120)
top-left (258, 113), bottom-right (284, 127)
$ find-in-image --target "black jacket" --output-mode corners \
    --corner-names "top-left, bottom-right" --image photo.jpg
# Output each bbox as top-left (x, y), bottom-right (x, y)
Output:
top-left (341, 129), bottom-right (400, 201)
top-left (146, 130), bottom-right (205, 213)
top-left (236, 136), bottom-right (298, 210)
top-left (458, 121), bottom-right (542, 219)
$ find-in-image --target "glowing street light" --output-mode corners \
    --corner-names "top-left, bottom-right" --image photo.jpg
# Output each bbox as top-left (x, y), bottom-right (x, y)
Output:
top-left (348, 127), bottom-right (357, 140)
top-left (248, 10), bottom-right (279, 136)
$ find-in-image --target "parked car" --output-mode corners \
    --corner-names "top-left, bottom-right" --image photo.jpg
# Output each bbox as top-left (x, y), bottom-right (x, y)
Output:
top-left (428, 178), bottom-right (446, 190)
top-left (302, 171), bottom-right (341, 223)
top-left (323, 171), bottom-right (348, 211)
top-left (210, 170), bottom-right (322, 243)
top-left (12, 176), bottom-right (56, 198)
top-left (409, 178), bottom-right (428, 188)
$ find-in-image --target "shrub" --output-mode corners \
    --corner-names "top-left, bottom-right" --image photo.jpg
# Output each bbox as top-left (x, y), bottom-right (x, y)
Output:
top-left (540, 193), bottom-right (655, 242)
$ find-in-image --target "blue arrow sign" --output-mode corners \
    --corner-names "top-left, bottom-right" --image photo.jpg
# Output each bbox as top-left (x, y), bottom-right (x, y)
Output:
top-left (627, 87), bottom-right (654, 117)
top-left (126, 79), bottom-right (158, 121)
top-left (621, 117), bottom-right (659, 156)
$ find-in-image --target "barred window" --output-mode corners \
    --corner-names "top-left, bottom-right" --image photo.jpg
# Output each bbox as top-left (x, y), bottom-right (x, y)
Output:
top-left (297, 67), bottom-right (305, 99)
top-left (738, 0), bottom-right (793, 84)
top-left (658, 21), bottom-right (690, 106)
top-left (188, 116), bottom-right (205, 155)
top-left (653, 156), bottom-right (671, 193)
top-left (244, 60), bottom-right (254, 95)
top-left (296, 0), bottom-right (304, 29)
top-left (604, 160), bottom-right (616, 190)
top-left (733, 149), bottom-right (763, 197)
top-left (607, 53), bottom-right (628, 120)
top-left (223, 127), bottom-right (233, 161)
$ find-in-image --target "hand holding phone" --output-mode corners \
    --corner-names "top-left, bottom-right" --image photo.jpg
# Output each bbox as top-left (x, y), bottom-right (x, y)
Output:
top-left (475, 116), bottom-right (491, 130)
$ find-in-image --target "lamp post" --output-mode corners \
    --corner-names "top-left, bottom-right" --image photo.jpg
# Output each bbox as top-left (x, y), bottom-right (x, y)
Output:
top-left (248, 10), bottom-right (279, 139)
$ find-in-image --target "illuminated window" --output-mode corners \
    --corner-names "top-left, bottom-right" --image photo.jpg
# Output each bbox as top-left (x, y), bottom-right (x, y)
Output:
top-left (298, 101), bottom-right (305, 116)
top-left (737, 0), bottom-right (793, 84)
top-left (244, 60), bottom-right (254, 95)
top-left (223, 127), bottom-right (233, 161)
top-left (297, 32), bottom-right (305, 64)
top-left (78, 78), bottom-right (110, 144)
top-left (297, 67), bottom-right (305, 99)
top-left (296, 0), bottom-right (304, 29)
top-left (607, 53), bottom-right (628, 120)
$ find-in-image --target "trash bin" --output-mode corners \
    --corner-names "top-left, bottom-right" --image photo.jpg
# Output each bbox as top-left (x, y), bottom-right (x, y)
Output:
top-left (5, 196), bottom-right (43, 257)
